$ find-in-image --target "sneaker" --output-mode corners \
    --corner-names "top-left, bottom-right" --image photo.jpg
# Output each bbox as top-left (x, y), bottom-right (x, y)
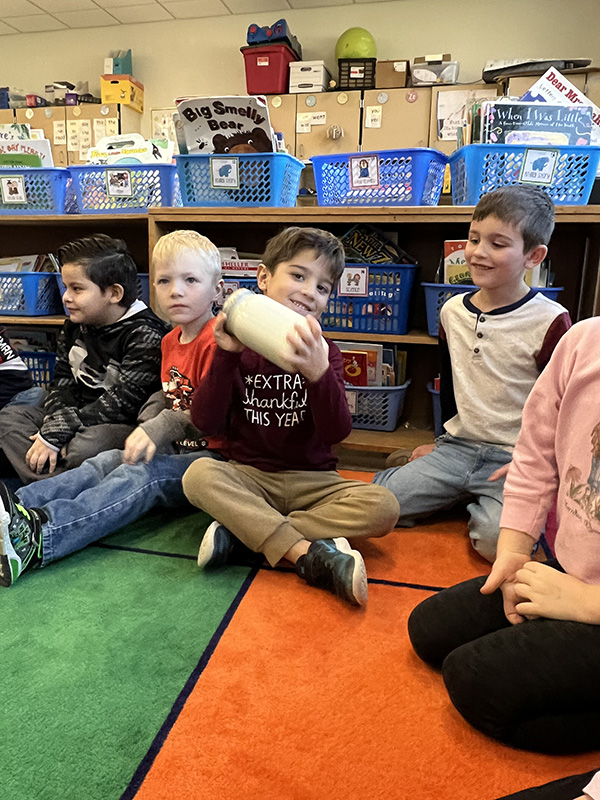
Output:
top-left (197, 520), bottom-right (259, 569)
top-left (385, 448), bottom-right (412, 468)
top-left (295, 537), bottom-right (368, 606)
top-left (0, 482), bottom-right (43, 588)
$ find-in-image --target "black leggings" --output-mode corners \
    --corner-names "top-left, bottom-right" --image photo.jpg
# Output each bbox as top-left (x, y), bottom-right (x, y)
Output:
top-left (495, 769), bottom-right (598, 799)
top-left (407, 565), bottom-right (600, 754)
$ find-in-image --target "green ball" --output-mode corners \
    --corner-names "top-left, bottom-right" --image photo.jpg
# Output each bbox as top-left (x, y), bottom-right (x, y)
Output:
top-left (335, 27), bottom-right (377, 60)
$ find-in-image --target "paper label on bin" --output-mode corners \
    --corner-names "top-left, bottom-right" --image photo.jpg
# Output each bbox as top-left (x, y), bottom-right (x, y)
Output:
top-left (106, 167), bottom-right (134, 197)
top-left (257, 57), bottom-right (270, 67)
top-left (349, 154), bottom-right (380, 189)
top-left (210, 157), bottom-right (239, 188)
top-left (345, 390), bottom-right (357, 414)
top-left (338, 266), bottom-right (369, 296)
top-left (518, 148), bottom-right (559, 186)
top-left (0, 174), bottom-right (27, 204)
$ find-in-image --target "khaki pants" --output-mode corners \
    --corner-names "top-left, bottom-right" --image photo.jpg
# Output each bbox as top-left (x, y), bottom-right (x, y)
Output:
top-left (182, 459), bottom-right (400, 566)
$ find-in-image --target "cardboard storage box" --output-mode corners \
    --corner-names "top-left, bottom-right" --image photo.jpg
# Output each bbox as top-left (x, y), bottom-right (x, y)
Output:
top-left (361, 87), bottom-right (431, 150)
top-left (413, 55), bottom-right (459, 86)
top-left (100, 75), bottom-right (144, 113)
top-left (376, 60), bottom-right (410, 89)
top-left (289, 60), bottom-right (331, 93)
top-left (502, 73), bottom-right (587, 98)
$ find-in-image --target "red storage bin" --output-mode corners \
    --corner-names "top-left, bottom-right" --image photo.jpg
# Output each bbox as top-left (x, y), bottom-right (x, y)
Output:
top-left (241, 44), bottom-right (297, 95)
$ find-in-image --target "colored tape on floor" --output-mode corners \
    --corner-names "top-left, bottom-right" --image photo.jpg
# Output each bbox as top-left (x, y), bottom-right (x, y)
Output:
top-left (134, 571), bottom-right (597, 800)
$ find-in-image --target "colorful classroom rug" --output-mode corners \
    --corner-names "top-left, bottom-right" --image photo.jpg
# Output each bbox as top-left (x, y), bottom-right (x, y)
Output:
top-left (2, 473), bottom-right (598, 800)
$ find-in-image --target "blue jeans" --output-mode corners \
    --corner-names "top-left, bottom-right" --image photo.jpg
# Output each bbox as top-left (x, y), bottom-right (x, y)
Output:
top-left (16, 448), bottom-right (220, 566)
top-left (372, 434), bottom-right (512, 561)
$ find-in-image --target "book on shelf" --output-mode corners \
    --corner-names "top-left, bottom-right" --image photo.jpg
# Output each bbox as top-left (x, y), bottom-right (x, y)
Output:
top-left (0, 254), bottom-right (48, 272)
top-left (0, 138), bottom-right (53, 167)
top-left (341, 350), bottom-right (369, 387)
top-left (481, 99), bottom-right (593, 146)
top-left (0, 123), bottom-right (32, 141)
top-left (443, 240), bottom-right (470, 284)
top-left (519, 67), bottom-right (600, 145)
top-left (340, 224), bottom-right (415, 265)
top-left (334, 340), bottom-right (383, 386)
top-left (382, 346), bottom-right (396, 387)
top-left (396, 350), bottom-right (408, 385)
top-left (174, 95), bottom-right (274, 155)
top-left (0, 153), bottom-right (43, 168)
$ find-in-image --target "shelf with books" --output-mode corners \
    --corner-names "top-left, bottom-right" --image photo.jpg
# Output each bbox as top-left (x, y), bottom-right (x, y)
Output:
top-left (0, 315), bottom-right (66, 326)
top-left (323, 330), bottom-right (437, 345)
top-left (0, 213), bottom-right (150, 327)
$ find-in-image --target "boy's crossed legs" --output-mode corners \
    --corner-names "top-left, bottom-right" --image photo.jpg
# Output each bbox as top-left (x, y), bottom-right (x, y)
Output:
top-left (182, 458), bottom-right (399, 606)
top-left (373, 434), bottom-right (512, 562)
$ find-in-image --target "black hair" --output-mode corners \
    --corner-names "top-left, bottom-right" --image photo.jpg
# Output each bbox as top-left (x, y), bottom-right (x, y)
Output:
top-left (262, 227), bottom-right (345, 284)
top-left (472, 185), bottom-right (555, 252)
top-left (57, 234), bottom-right (138, 307)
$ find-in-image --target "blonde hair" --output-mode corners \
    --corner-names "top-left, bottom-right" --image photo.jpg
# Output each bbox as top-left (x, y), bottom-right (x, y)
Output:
top-left (152, 230), bottom-right (222, 283)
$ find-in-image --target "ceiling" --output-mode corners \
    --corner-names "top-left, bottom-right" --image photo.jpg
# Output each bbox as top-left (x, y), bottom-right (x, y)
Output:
top-left (0, 0), bottom-right (388, 35)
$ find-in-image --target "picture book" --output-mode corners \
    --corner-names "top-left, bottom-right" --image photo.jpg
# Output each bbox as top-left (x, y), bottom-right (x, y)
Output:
top-left (382, 345), bottom-right (397, 387)
top-left (0, 138), bottom-right (53, 167)
top-left (519, 68), bottom-right (600, 144)
top-left (0, 254), bottom-right (45, 272)
top-left (0, 153), bottom-right (43, 168)
top-left (443, 240), bottom-right (471, 284)
top-left (481, 100), bottom-right (593, 145)
top-left (437, 88), bottom-right (498, 141)
top-left (334, 341), bottom-right (383, 386)
top-left (0, 123), bottom-right (31, 141)
top-left (341, 350), bottom-right (369, 386)
top-left (174, 96), bottom-right (274, 155)
top-left (340, 224), bottom-right (415, 265)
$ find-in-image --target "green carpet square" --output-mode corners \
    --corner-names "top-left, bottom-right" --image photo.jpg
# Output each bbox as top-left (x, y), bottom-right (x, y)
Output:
top-left (0, 540), bottom-right (251, 800)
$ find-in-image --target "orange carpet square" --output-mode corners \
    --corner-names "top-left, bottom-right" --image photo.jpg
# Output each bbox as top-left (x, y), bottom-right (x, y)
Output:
top-left (134, 571), bottom-right (597, 800)
top-left (339, 469), bottom-right (490, 587)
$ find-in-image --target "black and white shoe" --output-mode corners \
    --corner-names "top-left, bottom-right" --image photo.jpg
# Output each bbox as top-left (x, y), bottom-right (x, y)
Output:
top-left (197, 521), bottom-right (260, 570)
top-left (295, 537), bottom-right (368, 606)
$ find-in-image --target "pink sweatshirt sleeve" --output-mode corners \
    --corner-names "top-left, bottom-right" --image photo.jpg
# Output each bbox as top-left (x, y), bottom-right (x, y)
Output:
top-left (500, 327), bottom-right (573, 538)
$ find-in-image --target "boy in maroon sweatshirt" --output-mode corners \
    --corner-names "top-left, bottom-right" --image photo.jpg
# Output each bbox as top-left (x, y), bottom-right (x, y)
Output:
top-left (182, 227), bottom-right (399, 607)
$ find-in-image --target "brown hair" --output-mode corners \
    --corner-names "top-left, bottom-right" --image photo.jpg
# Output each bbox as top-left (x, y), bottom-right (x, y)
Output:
top-left (472, 185), bottom-right (555, 252)
top-left (261, 227), bottom-right (345, 284)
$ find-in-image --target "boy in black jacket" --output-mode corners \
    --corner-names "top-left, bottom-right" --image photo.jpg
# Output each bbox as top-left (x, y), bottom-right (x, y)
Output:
top-left (0, 234), bottom-right (168, 484)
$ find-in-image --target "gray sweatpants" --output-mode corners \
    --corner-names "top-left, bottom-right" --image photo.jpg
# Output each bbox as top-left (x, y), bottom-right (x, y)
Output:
top-left (0, 403), bottom-right (134, 484)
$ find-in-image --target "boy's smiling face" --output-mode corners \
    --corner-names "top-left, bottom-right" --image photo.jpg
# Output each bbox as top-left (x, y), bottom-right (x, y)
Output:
top-left (256, 248), bottom-right (334, 320)
top-left (466, 214), bottom-right (546, 294)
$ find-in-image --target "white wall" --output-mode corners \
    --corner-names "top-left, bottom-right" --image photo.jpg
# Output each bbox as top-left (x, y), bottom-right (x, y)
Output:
top-left (1, 0), bottom-right (599, 135)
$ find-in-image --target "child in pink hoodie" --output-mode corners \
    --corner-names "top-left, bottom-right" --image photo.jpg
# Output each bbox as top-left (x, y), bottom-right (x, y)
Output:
top-left (408, 317), bottom-right (600, 755)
